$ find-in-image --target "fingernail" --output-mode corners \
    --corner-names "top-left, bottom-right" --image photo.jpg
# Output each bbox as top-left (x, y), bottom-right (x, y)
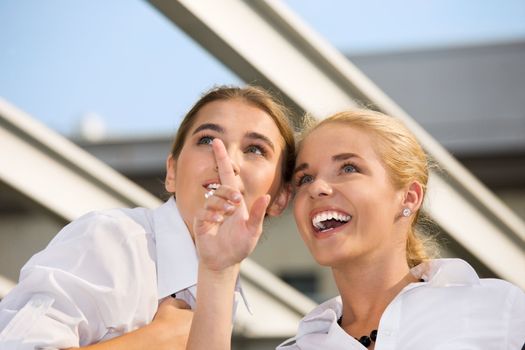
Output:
top-left (232, 192), bottom-right (241, 202)
top-left (224, 204), bottom-right (235, 212)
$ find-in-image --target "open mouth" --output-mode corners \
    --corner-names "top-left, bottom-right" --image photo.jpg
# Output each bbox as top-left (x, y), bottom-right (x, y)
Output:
top-left (311, 210), bottom-right (352, 233)
top-left (204, 183), bottom-right (220, 191)
top-left (203, 182), bottom-right (220, 195)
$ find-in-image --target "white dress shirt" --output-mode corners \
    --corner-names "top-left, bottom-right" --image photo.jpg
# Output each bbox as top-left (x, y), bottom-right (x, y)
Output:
top-left (0, 197), bottom-right (247, 349)
top-left (277, 259), bottom-right (525, 350)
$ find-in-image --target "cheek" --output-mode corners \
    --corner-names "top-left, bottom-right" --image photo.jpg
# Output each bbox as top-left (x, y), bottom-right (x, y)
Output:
top-left (177, 150), bottom-right (210, 177)
top-left (244, 163), bottom-right (279, 194)
top-left (293, 205), bottom-right (314, 247)
top-left (292, 195), bottom-right (308, 227)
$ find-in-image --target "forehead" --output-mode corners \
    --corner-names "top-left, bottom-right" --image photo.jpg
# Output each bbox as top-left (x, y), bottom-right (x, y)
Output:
top-left (190, 99), bottom-right (283, 140)
top-left (297, 122), bottom-right (380, 161)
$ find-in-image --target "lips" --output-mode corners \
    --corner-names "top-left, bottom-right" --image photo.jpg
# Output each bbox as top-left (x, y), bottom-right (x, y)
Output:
top-left (310, 209), bottom-right (352, 234)
top-left (202, 179), bottom-right (247, 197)
top-left (202, 180), bottom-right (221, 197)
top-left (203, 182), bottom-right (220, 191)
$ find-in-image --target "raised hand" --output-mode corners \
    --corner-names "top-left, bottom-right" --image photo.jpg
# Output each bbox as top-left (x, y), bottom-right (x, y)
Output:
top-left (193, 139), bottom-right (270, 271)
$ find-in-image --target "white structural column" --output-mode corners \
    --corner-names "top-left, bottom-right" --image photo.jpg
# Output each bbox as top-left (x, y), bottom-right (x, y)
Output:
top-left (148, 0), bottom-right (356, 119)
top-left (0, 98), bottom-right (160, 220)
top-left (148, 0), bottom-right (525, 288)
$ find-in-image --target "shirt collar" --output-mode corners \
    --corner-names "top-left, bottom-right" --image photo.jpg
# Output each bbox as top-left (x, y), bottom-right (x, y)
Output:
top-left (411, 258), bottom-right (481, 287)
top-left (284, 297), bottom-right (360, 349)
top-left (152, 197), bottom-right (250, 310)
top-left (153, 197), bottom-right (199, 299)
top-left (287, 296), bottom-right (341, 341)
top-left (291, 259), bottom-right (481, 343)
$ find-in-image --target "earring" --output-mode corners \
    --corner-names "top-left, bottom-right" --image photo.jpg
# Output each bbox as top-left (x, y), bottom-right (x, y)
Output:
top-left (402, 208), bottom-right (412, 217)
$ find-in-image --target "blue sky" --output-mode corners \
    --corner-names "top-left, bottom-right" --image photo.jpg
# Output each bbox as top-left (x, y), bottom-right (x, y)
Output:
top-left (287, 0), bottom-right (525, 52)
top-left (1, 0), bottom-right (524, 138)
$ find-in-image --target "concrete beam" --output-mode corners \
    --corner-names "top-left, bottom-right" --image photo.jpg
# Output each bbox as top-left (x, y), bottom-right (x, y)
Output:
top-left (148, 0), bottom-right (525, 288)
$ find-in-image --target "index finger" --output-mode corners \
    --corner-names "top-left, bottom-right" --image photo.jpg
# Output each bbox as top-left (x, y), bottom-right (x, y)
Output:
top-left (212, 138), bottom-right (237, 188)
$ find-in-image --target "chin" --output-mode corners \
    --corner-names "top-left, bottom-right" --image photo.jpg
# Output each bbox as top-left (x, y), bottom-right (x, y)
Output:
top-left (311, 252), bottom-right (342, 267)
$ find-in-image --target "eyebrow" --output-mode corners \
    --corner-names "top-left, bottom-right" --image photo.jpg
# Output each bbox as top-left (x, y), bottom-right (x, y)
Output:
top-left (293, 163), bottom-right (308, 175)
top-left (192, 123), bottom-right (224, 135)
top-left (246, 132), bottom-right (275, 151)
top-left (293, 153), bottom-right (361, 175)
top-left (192, 124), bottom-right (275, 151)
top-left (332, 153), bottom-right (361, 161)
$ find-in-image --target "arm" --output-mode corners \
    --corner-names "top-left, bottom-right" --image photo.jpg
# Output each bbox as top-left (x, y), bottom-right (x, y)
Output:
top-left (66, 298), bottom-right (193, 350)
top-left (0, 214), bottom-right (192, 350)
top-left (188, 139), bottom-right (269, 350)
top-left (188, 265), bottom-right (240, 350)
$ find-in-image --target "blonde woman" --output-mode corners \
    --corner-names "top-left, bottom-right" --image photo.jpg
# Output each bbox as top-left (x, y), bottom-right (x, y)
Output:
top-left (190, 109), bottom-right (525, 350)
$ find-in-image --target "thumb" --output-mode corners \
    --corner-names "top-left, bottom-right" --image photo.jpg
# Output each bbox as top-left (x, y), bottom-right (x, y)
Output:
top-left (246, 194), bottom-right (271, 236)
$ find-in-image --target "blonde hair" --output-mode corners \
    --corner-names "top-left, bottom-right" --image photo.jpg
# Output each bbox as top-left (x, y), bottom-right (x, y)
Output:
top-left (299, 109), bottom-right (438, 267)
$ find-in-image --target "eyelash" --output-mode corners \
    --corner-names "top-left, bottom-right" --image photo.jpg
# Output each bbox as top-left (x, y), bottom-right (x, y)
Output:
top-left (196, 134), bottom-right (268, 157)
top-left (340, 162), bottom-right (359, 174)
top-left (294, 162), bottom-right (359, 187)
top-left (246, 145), bottom-right (267, 157)
top-left (197, 135), bottom-right (214, 145)
top-left (295, 174), bottom-right (313, 187)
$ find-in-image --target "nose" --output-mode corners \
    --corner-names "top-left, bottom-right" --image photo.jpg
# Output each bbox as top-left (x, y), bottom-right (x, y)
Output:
top-left (214, 161), bottom-right (240, 175)
top-left (214, 148), bottom-right (241, 176)
top-left (308, 178), bottom-right (333, 198)
top-left (230, 160), bottom-right (240, 176)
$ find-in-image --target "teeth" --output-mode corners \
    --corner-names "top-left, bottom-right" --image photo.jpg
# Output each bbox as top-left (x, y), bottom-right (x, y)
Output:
top-left (312, 211), bottom-right (351, 231)
top-left (206, 183), bottom-right (220, 190)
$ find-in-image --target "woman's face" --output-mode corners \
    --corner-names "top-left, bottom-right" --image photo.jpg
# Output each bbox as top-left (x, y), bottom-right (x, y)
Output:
top-left (293, 122), bottom-right (407, 267)
top-left (166, 98), bottom-right (288, 234)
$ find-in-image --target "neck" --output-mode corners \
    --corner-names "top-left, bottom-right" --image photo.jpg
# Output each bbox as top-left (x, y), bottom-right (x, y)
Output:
top-left (332, 254), bottom-right (416, 333)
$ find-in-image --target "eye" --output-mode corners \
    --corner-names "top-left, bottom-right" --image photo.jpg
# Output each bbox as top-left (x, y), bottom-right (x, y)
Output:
top-left (245, 145), bottom-right (266, 156)
top-left (197, 135), bottom-right (214, 145)
top-left (341, 163), bottom-right (358, 174)
top-left (295, 174), bottom-right (314, 187)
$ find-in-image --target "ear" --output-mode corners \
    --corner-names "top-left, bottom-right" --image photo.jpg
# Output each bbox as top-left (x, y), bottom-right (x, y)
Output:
top-left (266, 184), bottom-right (292, 217)
top-left (165, 154), bottom-right (177, 193)
top-left (402, 181), bottom-right (424, 214)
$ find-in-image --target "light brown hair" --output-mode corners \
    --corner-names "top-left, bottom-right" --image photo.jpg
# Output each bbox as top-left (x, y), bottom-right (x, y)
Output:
top-left (170, 85), bottom-right (296, 184)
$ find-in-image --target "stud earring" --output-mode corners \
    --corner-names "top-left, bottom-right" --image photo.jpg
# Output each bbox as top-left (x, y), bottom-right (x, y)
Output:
top-left (402, 208), bottom-right (412, 217)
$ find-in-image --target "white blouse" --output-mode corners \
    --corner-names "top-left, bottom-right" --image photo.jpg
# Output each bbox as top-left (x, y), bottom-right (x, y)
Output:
top-left (277, 259), bottom-right (525, 350)
top-left (0, 197), bottom-right (247, 349)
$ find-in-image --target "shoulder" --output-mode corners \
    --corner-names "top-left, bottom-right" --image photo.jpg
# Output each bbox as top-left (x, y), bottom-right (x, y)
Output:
top-left (51, 206), bottom-right (152, 246)
top-left (20, 207), bottom-right (155, 275)
top-left (478, 278), bottom-right (525, 308)
top-left (479, 277), bottom-right (523, 291)
top-left (413, 259), bottom-right (525, 315)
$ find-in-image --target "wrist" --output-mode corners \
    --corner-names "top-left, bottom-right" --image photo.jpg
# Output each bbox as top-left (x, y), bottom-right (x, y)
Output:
top-left (199, 263), bottom-right (240, 281)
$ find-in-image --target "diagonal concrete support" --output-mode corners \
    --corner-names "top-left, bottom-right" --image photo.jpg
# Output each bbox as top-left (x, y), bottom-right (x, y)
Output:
top-left (149, 0), bottom-right (525, 288)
